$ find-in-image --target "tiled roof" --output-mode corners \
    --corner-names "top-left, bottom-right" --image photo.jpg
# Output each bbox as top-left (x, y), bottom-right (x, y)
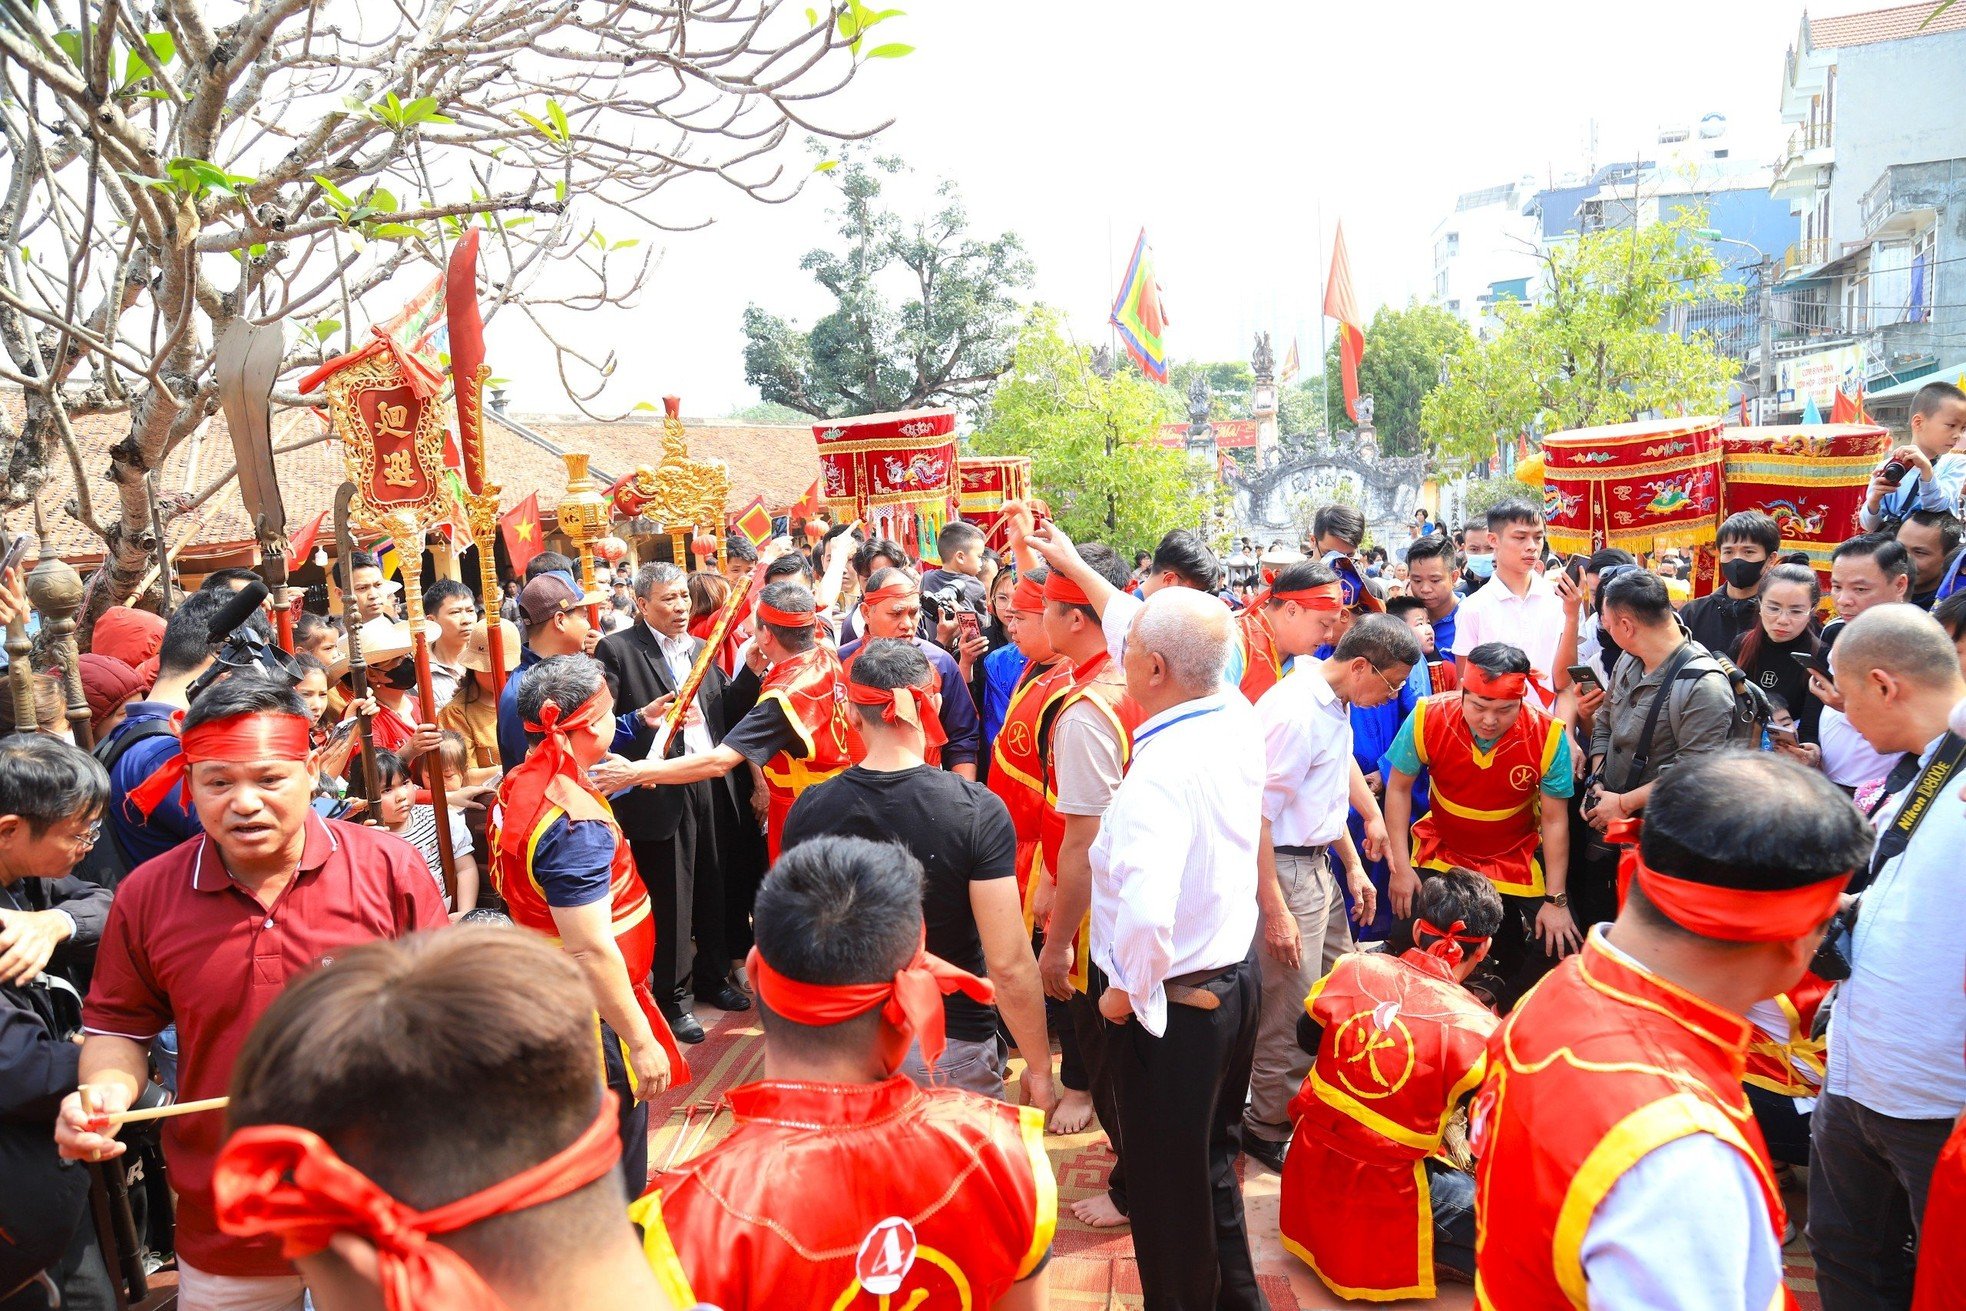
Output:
top-left (1810, 2), bottom-right (1966, 49)
top-left (0, 389), bottom-right (822, 567)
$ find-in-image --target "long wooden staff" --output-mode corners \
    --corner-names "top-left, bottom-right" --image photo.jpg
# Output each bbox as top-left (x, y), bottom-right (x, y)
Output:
top-left (335, 483), bottom-right (383, 812)
top-left (651, 560), bottom-right (758, 756)
top-left (391, 511), bottom-right (458, 904)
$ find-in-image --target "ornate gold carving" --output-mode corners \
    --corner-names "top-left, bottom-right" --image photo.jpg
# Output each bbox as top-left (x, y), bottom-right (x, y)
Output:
top-left (611, 409), bottom-right (730, 536)
top-left (326, 352), bottom-right (455, 530)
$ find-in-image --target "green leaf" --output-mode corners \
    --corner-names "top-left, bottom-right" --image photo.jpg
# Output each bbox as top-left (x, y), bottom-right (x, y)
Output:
top-left (514, 110), bottom-right (561, 145)
top-left (804, 6), bottom-right (818, 23)
top-left (313, 175), bottom-right (354, 209)
top-left (547, 98), bottom-right (569, 140)
top-left (863, 42), bottom-right (913, 58)
top-left (610, 238), bottom-right (639, 250)
top-left (633, 400), bottom-right (658, 413)
top-left (52, 29), bottom-right (83, 67)
top-left (368, 223), bottom-right (426, 240)
top-left (311, 320), bottom-right (342, 342)
top-left (367, 188), bottom-right (398, 214)
top-left (502, 215), bottom-right (535, 230)
top-left (813, 159), bottom-right (839, 173)
top-left (146, 31), bottom-right (176, 65)
top-left (554, 179), bottom-right (567, 203)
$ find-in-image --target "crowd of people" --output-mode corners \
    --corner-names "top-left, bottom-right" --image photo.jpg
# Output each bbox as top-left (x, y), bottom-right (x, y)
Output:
top-left (5, 378), bottom-right (1966, 1311)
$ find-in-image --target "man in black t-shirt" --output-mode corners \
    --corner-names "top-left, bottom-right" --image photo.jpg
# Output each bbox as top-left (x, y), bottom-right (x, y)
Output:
top-left (780, 640), bottom-right (1056, 1112)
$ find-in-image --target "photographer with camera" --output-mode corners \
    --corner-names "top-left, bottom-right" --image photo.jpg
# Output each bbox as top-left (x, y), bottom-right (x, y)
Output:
top-left (1857, 381), bottom-right (1966, 533)
top-left (840, 567), bottom-right (982, 778)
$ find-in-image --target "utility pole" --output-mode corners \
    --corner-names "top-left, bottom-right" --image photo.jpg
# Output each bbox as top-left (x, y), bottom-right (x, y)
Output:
top-left (1758, 256), bottom-right (1775, 422)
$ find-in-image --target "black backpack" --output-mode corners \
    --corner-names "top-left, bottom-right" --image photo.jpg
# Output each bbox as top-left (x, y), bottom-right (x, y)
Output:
top-left (71, 717), bottom-right (180, 890)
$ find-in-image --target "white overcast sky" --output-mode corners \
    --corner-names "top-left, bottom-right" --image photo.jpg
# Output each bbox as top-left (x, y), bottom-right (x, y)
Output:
top-left (488, 0), bottom-right (1874, 419)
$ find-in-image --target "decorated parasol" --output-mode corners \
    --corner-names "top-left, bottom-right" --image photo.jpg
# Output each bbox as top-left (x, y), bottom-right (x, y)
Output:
top-left (1539, 418), bottom-right (1725, 557)
top-left (814, 407), bottom-right (957, 563)
top-left (1694, 423), bottom-right (1892, 592)
top-left (956, 456), bottom-right (1033, 554)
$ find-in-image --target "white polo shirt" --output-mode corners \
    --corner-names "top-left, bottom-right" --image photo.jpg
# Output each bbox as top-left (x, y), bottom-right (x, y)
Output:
top-left (1089, 689), bottom-right (1264, 1036)
top-left (1254, 658), bottom-right (1353, 849)
top-left (1449, 570), bottom-right (1565, 710)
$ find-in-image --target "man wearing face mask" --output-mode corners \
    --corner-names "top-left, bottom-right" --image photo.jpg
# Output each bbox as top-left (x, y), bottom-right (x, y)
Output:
top-left (1677, 512), bottom-right (1780, 656)
top-left (1457, 524), bottom-right (1495, 597)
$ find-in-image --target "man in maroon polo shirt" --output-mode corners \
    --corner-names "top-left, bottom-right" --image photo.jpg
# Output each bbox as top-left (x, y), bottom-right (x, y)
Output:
top-left (55, 677), bottom-right (444, 1311)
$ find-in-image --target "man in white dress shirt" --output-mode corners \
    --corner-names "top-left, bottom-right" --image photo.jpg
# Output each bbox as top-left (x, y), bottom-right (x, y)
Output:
top-left (1090, 587), bottom-right (1266, 1311)
top-left (1242, 614), bottom-right (1420, 1174)
top-left (1450, 501), bottom-right (1565, 712)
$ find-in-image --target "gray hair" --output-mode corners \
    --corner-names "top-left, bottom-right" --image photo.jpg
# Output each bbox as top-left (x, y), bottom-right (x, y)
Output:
top-left (1132, 588), bottom-right (1232, 690)
top-left (633, 562), bottom-right (686, 602)
top-left (0, 734), bottom-right (108, 834)
top-left (517, 654), bottom-right (608, 732)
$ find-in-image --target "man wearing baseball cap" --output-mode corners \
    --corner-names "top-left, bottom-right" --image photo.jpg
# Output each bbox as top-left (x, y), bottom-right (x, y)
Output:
top-left (497, 570), bottom-right (608, 772)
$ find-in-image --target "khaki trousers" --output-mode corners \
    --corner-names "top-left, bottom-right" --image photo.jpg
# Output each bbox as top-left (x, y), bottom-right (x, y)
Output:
top-left (1243, 847), bottom-right (1353, 1144)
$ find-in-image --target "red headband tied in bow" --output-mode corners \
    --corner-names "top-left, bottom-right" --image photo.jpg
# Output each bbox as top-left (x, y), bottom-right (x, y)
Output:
top-left (1461, 665), bottom-right (1552, 703)
top-left (212, 1092), bottom-right (621, 1311)
top-left (493, 689), bottom-right (610, 873)
top-left (746, 933), bottom-right (995, 1073)
top-left (847, 680), bottom-right (947, 748)
top-left (127, 711), bottom-right (315, 819)
top-left (1413, 917), bottom-right (1489, 968)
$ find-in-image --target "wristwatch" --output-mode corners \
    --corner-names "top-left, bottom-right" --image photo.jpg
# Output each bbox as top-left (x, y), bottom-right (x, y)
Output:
top-left (1546, 892), bottom-right (1570, 909)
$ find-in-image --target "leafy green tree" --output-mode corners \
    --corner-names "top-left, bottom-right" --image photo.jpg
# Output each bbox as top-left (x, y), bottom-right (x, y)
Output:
top-left (971, 308), bottom-right (1215, 557)
top-left (1164, 359), bottom-right (1256, 420)
top-left (1320, 303), bottom-right (1472, 457)
top-left (1277, 376), bottom-right (1328, 438)
top-left (725, 400), bottom-right (814, 425)
top-left (743, 151), bottom-right (1033, 417)
top-left (1421, 209), bottom-right (1742, 467)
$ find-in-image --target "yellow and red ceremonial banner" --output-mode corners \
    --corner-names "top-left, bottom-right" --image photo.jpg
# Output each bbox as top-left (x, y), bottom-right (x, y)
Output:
top-left (1325, 222), bottom-right (1365, 424)
top-left (814, 407), bottom-right (957, 563)
top-left (1540, 418), bottom-right (1725, 556)
top-left (1155, 418), bottom-right (1261, 451)
top-left (1111, 229), bottom-right (1170, 384)
top-left (500, 492), bottom-right (545, 577)
top-left (956, 456), bottom-right (1032, 553)
top-left (732, 495), bottom-right (774, 549)
top-left (1695, 423), bottom-right (1891, 591)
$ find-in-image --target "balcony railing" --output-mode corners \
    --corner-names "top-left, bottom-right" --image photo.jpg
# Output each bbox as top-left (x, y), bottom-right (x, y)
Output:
top-left (1779, 238), bottom-right (1832, 275)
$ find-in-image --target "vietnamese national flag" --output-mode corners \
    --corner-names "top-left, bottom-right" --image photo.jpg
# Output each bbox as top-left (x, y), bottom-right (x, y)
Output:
top-left (1324, 222), bottom-right (1366, 423)
top-left (500, 492), bottom-right (545, 578)
top-left (286, 509), bottom-right (328, 565)
top-left (791, 478), bottom-right (824, 523)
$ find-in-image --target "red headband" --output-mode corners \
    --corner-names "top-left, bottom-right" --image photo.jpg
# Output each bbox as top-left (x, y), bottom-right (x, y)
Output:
top-left (746, 933), bottom-right (995, 1073)
top-left (1270, 583), bottom-right (1345, 612)
top-left (492, 688), bottom-right (609, 876)
top-left (1413, 918), bottom-right (1490, 968)
top-left (1461, 665), bottom-right (1551, 703)
top-left (1612, 821), bottom-right (1850, 943)
top-left (861, 581), bottom-right (919, 610)
top-left (1012, 575), bottom-right (1047, 613)
top-left (756, 600), bottom-right (817, 630)
top-left (1043, 572), bottom-right (1090, 607)
top-left (213, 1092), bottom-right (621, 1311)
top-left (847, 681), bottom-right (947, 748)
top-left (127, 711), bottom-right (315, 819)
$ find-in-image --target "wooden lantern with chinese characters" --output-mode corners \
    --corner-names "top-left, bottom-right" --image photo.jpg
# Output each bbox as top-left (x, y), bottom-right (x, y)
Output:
top-left (611, 397), bottom-right (730, 569)
top-left (814, 407), bottom-right (957, 563)
top-left (1539, 418), bottom-right (1725, 557)
top-left (957, 456), bottom-right (1032, 554)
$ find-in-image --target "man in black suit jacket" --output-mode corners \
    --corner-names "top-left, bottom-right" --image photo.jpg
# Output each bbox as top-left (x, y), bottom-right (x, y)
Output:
top-left (596, 562), bottom-right (761, 1043)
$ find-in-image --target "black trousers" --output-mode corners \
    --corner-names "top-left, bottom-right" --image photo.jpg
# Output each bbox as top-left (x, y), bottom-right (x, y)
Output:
top-left (1072, 971), bottom-right (1127, 1210)
top-left (599, 1021), bottom-right (651, 1196)
top-left (629, 780), bottom-right (726, 1003)
top-left (1096, 955), bottom-right (1263, 1311)
top-left (720, 776), bottom-right (768, 958)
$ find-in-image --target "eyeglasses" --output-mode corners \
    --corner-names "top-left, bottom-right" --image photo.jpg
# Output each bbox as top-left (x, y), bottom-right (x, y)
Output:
top-left (1759, 602), bottom-right (1813, 621)
top-left (71, 819), bottom-right (101, 851)
top-left (1369, 663), bottom-right (1404, 699)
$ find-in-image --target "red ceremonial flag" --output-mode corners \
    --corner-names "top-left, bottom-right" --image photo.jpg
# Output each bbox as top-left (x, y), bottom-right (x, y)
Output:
top-left (790, 478), bottom-right (824, 523)
top-left (499, 492), bottom-right (545, 577)
top-left (733, 495), bottom-right (774, 549)
top-left (1324, 222), bottom-right (1366, 423)
top-left (1831, 388), bottom-right (1858, 424)
top-left (285, 509), bottom-right (328, 565)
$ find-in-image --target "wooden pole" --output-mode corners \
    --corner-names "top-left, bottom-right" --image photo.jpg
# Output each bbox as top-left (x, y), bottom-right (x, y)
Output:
top-left (394, 512), bottom-right (458, 903)
top-left (26, 548), bottom-right (92, 749)
top-left (334, 485), bottom-right (383, 813)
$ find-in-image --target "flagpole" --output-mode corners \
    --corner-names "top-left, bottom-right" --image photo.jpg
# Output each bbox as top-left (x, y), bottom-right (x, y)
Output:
top-left (1106, 215), bottom-right (1118, 358)
top-left (1315, 199), bottom-right (1331, 437)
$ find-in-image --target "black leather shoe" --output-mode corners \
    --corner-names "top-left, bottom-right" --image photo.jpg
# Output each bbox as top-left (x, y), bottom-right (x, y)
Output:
top-left (705, 980), bottom-right (753, 1013)
top-left (1242, 1134), bottom-right (1288, 1173)
top-left (669, 1009), bottom-right (707, 1045)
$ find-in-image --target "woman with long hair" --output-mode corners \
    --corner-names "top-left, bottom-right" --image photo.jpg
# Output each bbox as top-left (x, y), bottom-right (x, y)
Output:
top-left (1730, 562), bottom-right (1823, 742)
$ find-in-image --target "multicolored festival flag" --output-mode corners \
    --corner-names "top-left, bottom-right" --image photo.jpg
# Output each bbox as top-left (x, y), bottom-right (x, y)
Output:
top-left (1281, 337), bottom-right (1300, 385)
top-left (1110, 229), bottom-right (1170, 383)
top-left (1324, 222), bottom-right (1365, 423)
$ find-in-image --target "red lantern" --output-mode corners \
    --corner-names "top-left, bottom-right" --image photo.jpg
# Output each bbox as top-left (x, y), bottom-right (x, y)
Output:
top-left (689, 535), bottom-right (717, 558)
top-left (594, 535), bottom-right (629, 565)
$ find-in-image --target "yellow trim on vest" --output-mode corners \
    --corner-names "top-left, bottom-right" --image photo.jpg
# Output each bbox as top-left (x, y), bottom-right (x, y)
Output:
top-left (1551, 1093), bottom-right (1759, 1310)
top-left (629, 1191), bottom-right (699, 1309)
top-left (1014, 1104), bottom-right (1058, 1280)
top-left (1540, 719), bottom-right (1564, 775)
top-left (1428, 787), bottom-right (1532, 823)
top-left (1411, 698), bottom-right (1431, 768)
top-left (990, 666), bottom-right (1069, 793)
top-left (1307, 1067), bottom-right (1443, 1153)
top-left (757, 686), bottom-right (816, 758)
top-left (1413, 847), bottom-right (1545, 898)
top-left (1282, 1157), bottom-right (1437, 1303)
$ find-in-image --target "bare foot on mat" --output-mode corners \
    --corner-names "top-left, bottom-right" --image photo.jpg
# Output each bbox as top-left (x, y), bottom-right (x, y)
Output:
top-left (1048, 1089), bottom-right (1094, 1135)
top-left (1071, 1191), bottom-right (1129, 1228)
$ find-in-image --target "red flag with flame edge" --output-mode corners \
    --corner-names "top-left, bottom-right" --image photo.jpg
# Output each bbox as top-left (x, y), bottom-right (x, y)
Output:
top-left (499, 492), bottom-right (545, 577)
top-left (1324, 222), bottom-right (1366, 423)
top-left (285, 509), bottom-right (328, 565)
top-left (733, 496), bottom-right (775, 549)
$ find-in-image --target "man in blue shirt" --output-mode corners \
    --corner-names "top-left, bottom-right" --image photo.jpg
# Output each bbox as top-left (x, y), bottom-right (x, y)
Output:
top-left (106, 591), bottom-right (269, 870)
top-left (498, 570), bottom-right (608, 771)
top-left (1403, 533), bottom-right (1460, 656)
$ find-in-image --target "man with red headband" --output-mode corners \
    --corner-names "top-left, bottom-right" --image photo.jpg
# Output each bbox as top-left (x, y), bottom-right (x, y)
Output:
top-left (1383, 640), bottom-right (1579, 1005)
top-left (598, 581), bottom-right (853, 861)
top-left (57, 677), bottom-right (445, 1311)
top-left (1281, 867), bottom-right (1502, 1300)
top-left (492, 655), bottom-right (689, 1195)
top-left (642, 834), bottom-right (1055, 1310)
top-left (1474, 750), bottom-right (1872, 1311)
top-left (1233, 558), bottom-right (1348, 701)
top-left (838, 565), bottom-right (982, 777)
top-left (211, 928), bottom-right (683, 1311)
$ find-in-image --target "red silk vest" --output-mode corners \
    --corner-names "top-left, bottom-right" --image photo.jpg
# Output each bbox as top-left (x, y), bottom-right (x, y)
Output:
top-left (986, 656), bottom-right (1073, 918)
top-left (1409, 693), bottom-right (1565, 897)
top-left (1471, 936), bottom-right (1791, 1311)
top-left (1038, 653), bottom-right (1141, 992)
top-left (1283, 949), bottom-right (1497, 1302)
top-left (841, 639), bottom-right (945, 769)
top-left (640, 1076), bottom-right (1054, 1310)
top-left (1236, 606), bottom-right (1288, 702)
top-left (757, 644), bottom-right (853, 859)
top-left (1913, 1115), bottom-right (1966, 1311)
top-left (489, 787), bottom-right (690, 1088)
top-left (1744, 972), bottom-right (1832, 1098)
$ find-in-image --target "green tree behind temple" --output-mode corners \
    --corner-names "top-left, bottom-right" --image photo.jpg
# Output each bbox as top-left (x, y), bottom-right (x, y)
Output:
top-left (971, 308), bottom-right (1220, 558)
top-left (742, 150), bottom-right (1033, 419)
top-left (1421, 208), bottom-right (1741, 466)
top-left (1319, 301), bottom-right (1471, 457)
